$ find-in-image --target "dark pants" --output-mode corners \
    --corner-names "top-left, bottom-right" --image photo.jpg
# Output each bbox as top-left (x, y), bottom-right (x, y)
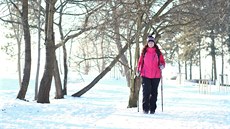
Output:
top-left (142, 77), bottom-right (160, 113)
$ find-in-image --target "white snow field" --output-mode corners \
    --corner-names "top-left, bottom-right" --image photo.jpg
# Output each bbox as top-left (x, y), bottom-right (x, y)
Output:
top-left (0, 74), bottom-right (230, 129)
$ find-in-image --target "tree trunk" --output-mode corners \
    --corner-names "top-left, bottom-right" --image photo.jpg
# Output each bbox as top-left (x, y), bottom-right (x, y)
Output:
top-left (128, 76), bottom-right (141, 108)
top-left (210, 29), bottom-right (217, 83)
top-left (35, 0), bottom-right (42, 100)
top-left (221, 37), bottom-right (224, 85)
top-left (17, 28), bottom-right (22, 89)
top-left (37, 0), bottom-right (57, 103)
top-left (100, 38), bottom-right (106, 72)
top-left (72, 42), bottom-right (130, 97)
top-left (189, 58), bottom-right (192, 80)
top-left (178, 60), bottom-right (181, 84)
top-left (54, 59), bottom-right (64, 99)
top-left (115, 29), bottom-right (130, 87)
top-left (185, 61), bottom-right (187, 80)
top-left (198, 39), bottom-right (202, 80)
top-left (128, 45), bottom-right (141, 107)
top-left (62, 45), bottom-right (68, 95)
top-left (17, 0), bottom-right (31, 100)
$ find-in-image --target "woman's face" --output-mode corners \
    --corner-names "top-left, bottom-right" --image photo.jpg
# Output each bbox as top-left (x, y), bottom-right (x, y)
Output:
top-left (148, 41), bottom-right (155, 48)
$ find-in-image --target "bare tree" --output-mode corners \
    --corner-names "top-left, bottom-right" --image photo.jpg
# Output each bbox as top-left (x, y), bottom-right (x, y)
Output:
top-left (128, 0), bottom-right (174, 108)
top-left (15, 0), bottom-right (32, 100)
top-left (53, 59), bottom-right (63, 99)
top-left (54, 1), bottom-right (107, 95)
top-left (34, 0), bottom-right (42, 100)
top-left (72, 0), bottom-right (174, 101)
top-left (37, 0), bottom-right (57, 103)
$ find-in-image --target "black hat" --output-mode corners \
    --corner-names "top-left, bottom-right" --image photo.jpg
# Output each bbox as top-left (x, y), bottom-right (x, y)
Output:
top-left (147, 35), bottom-right (155, 42)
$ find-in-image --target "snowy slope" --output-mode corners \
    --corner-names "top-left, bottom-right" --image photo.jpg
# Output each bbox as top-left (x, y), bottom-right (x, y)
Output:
top-left (0, 75), bottom-right (230, 129)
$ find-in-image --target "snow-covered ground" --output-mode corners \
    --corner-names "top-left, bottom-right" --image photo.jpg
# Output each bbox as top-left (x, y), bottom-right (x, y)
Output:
top-left (0, 74), bottom-right (230, 129)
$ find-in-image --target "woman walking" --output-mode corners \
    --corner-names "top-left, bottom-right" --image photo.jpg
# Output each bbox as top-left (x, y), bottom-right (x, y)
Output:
top-left (137, 35), bottom-right (165, 114)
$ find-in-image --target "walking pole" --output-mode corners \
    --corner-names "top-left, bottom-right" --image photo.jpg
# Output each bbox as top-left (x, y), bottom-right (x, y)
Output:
top-left (137, 95), bottom-right (139, 112)
top-left (161, 71), bottom-right (163, 112)
top-left (136, 76), bottom-right (139, 112)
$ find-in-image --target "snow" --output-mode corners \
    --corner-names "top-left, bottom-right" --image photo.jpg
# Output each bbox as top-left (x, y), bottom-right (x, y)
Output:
top-left (0, 74), bottom-right (230, 129)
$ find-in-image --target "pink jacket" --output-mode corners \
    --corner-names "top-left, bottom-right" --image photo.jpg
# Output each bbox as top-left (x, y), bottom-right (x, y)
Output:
top-left (137, 47), bottom-right (165, 78)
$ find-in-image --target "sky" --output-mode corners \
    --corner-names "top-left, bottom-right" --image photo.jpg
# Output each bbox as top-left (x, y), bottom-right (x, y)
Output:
top-left (0, 73), bottom-right (230, 129)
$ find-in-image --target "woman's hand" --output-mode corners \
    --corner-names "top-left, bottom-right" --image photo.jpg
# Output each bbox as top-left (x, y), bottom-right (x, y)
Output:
top-left (159, 64), bottom-right (164, 70)
top-left (136, 71), bottom-right (140, 77)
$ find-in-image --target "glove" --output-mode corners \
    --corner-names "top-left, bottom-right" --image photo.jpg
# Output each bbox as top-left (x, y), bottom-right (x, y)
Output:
top-left (136, 71), bottom-right (140, 77)
top-left (159, 64), bottom-right (164, 70)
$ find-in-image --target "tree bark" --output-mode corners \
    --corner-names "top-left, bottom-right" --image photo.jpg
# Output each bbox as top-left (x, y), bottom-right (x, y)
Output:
top-left (221, 37), bottom-right (224, 85)
top-left (128, 76), bottom-right (141, 108)
top-left (189, 59), bottom-right (192, 80)
top-left (54, 59), bottom-right (64, 99)
top-left (35, 0), bottom-right (42, 100)
top-left (210, 29), bottom-right (217, 83)
top-left (17, 0), bottom-right (31, 100)
top-left (62, 45), bottom-right (68, 95)
top-left (37, 0), bottom-right (57, 103)
top-left (198, 39), bottom-right (202, 80)
top-left (185, 61), bottom-right (187, 80)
